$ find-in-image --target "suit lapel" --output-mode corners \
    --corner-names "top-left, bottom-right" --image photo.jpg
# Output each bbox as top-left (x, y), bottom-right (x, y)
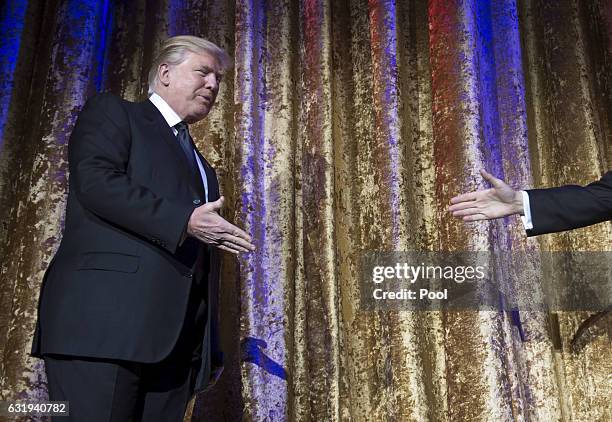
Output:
top-left (140, 100), bottom-right (204, 198)
top-left (194, 148), bottom-right (219, 202)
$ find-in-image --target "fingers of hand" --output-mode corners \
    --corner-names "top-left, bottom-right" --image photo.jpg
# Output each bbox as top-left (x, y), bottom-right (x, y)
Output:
top-left (215, 218), bottom-right (254, 249)
top-left (218, 237), bottom-right (253, 253)
top-left (229, 226), bottom-right (254, 247)
top-left (211, 219), bottom-right (254, 249)
top-left (448, 198), bottom-right (479, 212)
top-left (451, 207), bottom-right (481, 217)
top-left (192, 213), bottom-right (256, 252)
top-left (197, 232), bottom-right (249, 254)
top-left (462, 214), bottom-right (488, 222)
top-left (216, 243), bottom-right (240, 255)
top-left (449, 192), bottom-right (478, 205)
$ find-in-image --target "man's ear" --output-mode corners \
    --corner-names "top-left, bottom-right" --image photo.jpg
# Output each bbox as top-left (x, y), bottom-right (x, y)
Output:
top-left (158, 63), bottom-right (171, 87)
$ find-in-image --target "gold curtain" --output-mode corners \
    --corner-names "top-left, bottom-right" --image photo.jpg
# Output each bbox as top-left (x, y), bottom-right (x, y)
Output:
top-left (0, 0), bottom-right (610, 420)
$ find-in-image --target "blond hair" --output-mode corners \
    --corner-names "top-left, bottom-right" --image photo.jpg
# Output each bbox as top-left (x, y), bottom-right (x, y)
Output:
top-left (148, 35), bottom-right (232, 95)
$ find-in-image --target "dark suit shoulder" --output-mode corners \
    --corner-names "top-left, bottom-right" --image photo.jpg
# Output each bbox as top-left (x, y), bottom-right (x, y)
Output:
top-left (84, 92), bottom-right (127, 108)
top-left (80, 92), bottom-right (131, 130)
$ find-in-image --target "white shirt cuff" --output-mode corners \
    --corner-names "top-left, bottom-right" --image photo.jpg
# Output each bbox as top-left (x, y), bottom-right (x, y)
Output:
top-left (520, 190), bottom-right (533, 230)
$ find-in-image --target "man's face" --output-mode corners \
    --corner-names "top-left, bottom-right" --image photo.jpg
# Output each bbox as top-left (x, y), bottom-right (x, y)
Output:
top-left (159, 49), bottom-right (222, 123)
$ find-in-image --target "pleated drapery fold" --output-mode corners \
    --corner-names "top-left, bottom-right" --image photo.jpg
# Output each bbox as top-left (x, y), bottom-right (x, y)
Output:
top-left (0, 1), bottom-right (610, 421)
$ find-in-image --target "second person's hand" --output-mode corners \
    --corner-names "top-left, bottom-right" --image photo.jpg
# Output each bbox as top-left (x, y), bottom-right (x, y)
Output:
top-left (448, 169), bottom-right (524, 221)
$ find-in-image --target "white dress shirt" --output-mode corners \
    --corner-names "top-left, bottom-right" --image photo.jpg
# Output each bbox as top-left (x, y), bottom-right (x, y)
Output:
top-left (149, 92), bottom-right (209, 202)
top-left (520, 190), bottom-right (533, 230)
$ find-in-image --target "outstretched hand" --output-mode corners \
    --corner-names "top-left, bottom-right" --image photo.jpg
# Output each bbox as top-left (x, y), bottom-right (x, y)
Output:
top-left (448, 169), bottom-right (524, 221)
top-left (187, 196), bottom-right (256, 254)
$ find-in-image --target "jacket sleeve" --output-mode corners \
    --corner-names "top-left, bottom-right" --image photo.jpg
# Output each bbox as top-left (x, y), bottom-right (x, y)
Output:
top-left (69, 93), bottom-right (195, 253)
top-left (526, 171), bottom-right (612, 236)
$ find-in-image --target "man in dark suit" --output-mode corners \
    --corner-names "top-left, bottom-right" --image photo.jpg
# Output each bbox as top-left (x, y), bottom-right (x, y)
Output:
top-left (448, 169), bottom-right (612, 235)
top-left (30, 36), bottom-right (255, 421)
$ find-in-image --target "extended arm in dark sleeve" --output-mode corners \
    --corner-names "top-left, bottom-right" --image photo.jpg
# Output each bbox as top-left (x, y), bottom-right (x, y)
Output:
top-left (526, 171), bottom-right (612, 236)
top-left (69, 93), bottom-right (194, 253)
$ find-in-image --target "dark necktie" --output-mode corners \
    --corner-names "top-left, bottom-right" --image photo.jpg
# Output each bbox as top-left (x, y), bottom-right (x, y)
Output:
top-left (174, 121), bottom-right (206, 197)
top-left (174, 121), bottom-right (205, 270)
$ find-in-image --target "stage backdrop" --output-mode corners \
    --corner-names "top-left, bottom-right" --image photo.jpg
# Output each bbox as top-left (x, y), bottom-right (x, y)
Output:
top-left (1, 0), bottom-right (610, 421)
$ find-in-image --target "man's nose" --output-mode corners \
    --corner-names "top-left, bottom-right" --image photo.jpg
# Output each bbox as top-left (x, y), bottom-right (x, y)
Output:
top-left (205, 74), bottom-right (218, 91)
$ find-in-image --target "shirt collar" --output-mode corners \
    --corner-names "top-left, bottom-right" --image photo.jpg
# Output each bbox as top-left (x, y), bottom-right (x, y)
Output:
top-left (148, 92), bottom-right (182, 129)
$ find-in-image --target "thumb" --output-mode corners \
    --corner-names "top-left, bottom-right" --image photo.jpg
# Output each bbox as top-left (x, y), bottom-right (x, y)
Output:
top-left (480, 169), bottom-right (504, 188)
top-left (210, 196), bottom-right (225, 210)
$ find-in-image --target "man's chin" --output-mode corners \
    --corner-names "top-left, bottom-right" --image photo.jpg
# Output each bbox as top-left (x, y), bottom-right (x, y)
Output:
top-left (186, 108), bottom-right (211, 123)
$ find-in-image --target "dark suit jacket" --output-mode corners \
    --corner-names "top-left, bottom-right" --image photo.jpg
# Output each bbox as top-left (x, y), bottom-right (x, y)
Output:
top-left (30, 93), bottom-right (222, 393)
top-left (526, 171), bottom-right (612, 236)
